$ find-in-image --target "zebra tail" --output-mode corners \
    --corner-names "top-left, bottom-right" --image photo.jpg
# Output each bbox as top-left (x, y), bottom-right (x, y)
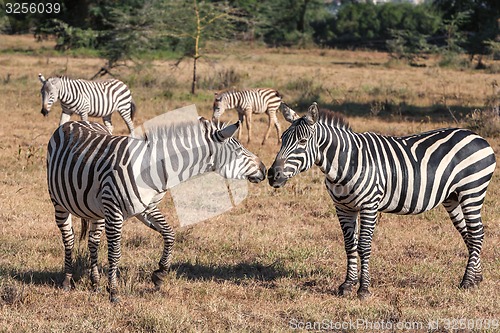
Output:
top-left (130, 98), bottom-right (137, 121)
top-left (80, 219), bottom-right (89, 241)
top-left (275, 90), bottom-right (283, 99)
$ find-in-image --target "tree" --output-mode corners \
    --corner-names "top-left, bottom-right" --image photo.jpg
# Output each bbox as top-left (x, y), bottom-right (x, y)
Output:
top-left (155, 0), bottom-right (243, 94)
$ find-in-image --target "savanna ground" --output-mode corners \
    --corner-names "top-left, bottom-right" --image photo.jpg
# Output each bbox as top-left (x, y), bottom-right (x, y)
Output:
top-left (0, 35), bottom-right (499, 332)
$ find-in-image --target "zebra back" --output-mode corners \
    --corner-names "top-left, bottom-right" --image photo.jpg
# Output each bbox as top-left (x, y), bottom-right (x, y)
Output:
top-left (213, 88), bottom-right (283, 118)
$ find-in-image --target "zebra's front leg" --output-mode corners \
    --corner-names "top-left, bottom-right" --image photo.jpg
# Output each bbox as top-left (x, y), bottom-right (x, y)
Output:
top-left (53, 204), bottom-right (74, 291)
top-left (336, 208), bottom-right (359, 296)
top-left (357, 209), bottom-right (378, 299)
top-left (104, 214), bottom-right (123, 303)
top-left (88, 219), bottom-right (105, 292)
top-left (137, 207), bottom-right (175, 290)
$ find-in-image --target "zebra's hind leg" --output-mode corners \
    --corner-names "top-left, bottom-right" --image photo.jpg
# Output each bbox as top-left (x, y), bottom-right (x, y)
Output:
top-left (444, 194), bottom-right (484, 288)
top-left (117, 109), bottom-right (134, 136)
top-left (88, 219), bottom-right (105, 292)
top-left (460, 195), bottom-right (485, 289)
top-left (137, 206), bottom-right (175, 290)
top-left (102, 115), bottom-right (114, 134)
top-left (53, 203), bottom-right (74, 291)
top-left (335, 208), bottom-right (359, 297)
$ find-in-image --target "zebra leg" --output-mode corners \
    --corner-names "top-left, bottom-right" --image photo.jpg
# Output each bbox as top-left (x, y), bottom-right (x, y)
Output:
top-left (59, 112), bottom-right (71, 126)
top-left (237, 113), bottom-right (244, 142)
top-left (53, 203), bottom-right (74, 291)
top-left (88, 219), bottom-right (105, 291)
top-left (102, 115), bottom-right (114, 134)
top-left (137, 206), bottom-right (175, 290)
top-left (262, 110), bottom-right (281, 145)
top-left (336, 208), bottom-right (359, 296)
top-left (104, 213), bottom-right (124, 303)
top-left (245, 109), bottom-right (252, 143)
top-left (459, 199), bottom-right (485, 289)
top-left (117, 109), bottom-right (134, 137)
top-left (357, 209), bottom-right (378, 299)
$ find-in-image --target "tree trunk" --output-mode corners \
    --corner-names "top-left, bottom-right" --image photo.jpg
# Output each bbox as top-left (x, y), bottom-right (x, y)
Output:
top-left (191, 56), bottom-right (198, 95)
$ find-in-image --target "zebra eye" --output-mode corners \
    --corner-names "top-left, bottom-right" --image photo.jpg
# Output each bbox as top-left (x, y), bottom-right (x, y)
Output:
top-left (298, 138), bottom-right (308, 145)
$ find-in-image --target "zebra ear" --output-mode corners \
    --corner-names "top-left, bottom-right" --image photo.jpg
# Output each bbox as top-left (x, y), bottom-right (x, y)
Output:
top-left (198, 116), bottom-right (213, 133)
top-left (38, 73), bottom-right (46, 84)
top-left (280, 102), bottom-right (299, 123)
top-left (304, 102), bottom-right (319, 125)
top-left (217, 121), bottom-right (240, 140)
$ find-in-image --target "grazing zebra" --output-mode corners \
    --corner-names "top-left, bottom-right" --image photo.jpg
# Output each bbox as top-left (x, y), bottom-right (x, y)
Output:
top-left (213, 88), bottom-right (284, 144)
top-left (47, 118), bottom-right (266, 302)
top-left (39, 74), bottom-right (136, 136)
top-left (268, 103), bottom-right (496, 299)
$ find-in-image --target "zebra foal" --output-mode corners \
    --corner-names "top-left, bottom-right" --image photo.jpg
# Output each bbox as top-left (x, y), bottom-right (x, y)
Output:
top-left (213, 88), bottom-right (284, 144)
top-left (47, 118), bottom-right (266, 302)
top-left (39, 74), bottom-right (136, 136)
top-left (268, 103), bottom-right (496, 299)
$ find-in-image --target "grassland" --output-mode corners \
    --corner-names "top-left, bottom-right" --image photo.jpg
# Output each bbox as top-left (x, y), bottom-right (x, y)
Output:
top-left (0, 35), bottom-right (499, 332)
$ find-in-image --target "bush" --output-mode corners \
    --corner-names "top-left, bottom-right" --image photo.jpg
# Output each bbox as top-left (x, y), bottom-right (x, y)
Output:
top-left (464, 108), bottom-right (500, 137)
top-left (198, 67), bottom-right (244, 91)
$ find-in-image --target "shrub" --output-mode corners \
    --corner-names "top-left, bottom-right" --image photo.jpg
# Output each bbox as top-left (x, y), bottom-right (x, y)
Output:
top-left (464, 108), bottom-right (500, 137)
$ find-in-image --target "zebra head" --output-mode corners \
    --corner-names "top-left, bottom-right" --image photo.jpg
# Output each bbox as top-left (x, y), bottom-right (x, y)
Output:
top-left (268, 102), bottom-right (319, 188)
top-left (202, 118), bottom-right (266, 183)
top-left (39, 74), bottom-right (61, 117)
top-left (212, 92), bottom-right (228, 120)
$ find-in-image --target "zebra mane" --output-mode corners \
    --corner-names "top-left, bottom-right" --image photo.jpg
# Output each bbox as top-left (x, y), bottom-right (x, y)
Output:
top-left (317, 109), bottom-right (351, 130)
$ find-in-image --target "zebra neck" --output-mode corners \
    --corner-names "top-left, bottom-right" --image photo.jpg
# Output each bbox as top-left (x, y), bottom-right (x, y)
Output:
top-left (316, 124), bottom-right (363, 184)
top-left (143, 136), bottom-right (215, 191)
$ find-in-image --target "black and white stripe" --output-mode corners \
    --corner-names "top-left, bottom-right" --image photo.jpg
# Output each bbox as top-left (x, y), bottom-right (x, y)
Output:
top-left (268, 103), bottom-right (496, 298)
top-left (39, 74), bottom-right (136, 136)
top-left (47, 118), bottom-right (266, 302)
top-left (213, 88), bottom-right (284, 144)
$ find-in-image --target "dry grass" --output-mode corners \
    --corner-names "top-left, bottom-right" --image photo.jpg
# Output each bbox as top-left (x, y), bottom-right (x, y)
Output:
top-left (0, 35), bottom-right (499, 332)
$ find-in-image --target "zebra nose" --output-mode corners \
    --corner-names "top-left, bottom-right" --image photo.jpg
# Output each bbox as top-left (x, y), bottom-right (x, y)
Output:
top-left (268, 160), bottom-right (287, 188)
top-left (248, 161), bottom-right (266, 183)
top-left (41, 108), bottom-right (49, 116)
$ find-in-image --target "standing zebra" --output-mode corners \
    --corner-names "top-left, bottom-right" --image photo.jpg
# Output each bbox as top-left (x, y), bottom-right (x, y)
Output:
top-left (39, 74), bottom-right (136, 136)
top-left (47, 118), bottom-right (266, 302)
top-left (268, 103), bottom-right (496, 299)
top-left (213, 88), bottom-right (284, 144)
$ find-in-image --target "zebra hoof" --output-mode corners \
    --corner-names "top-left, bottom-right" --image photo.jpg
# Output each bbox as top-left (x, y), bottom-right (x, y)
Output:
top-left (357, 288), bottom-right (371, 300)
top-left (152, 269), bottom-right (167, 290)
top-left (62, 277), bottom-right (72, 291)
top-left (337, 281), bottom-right (357, 296)
top-left (459, 280), bottom-right (477, 289)
top-left (109, 289), bottom-right (120, 303)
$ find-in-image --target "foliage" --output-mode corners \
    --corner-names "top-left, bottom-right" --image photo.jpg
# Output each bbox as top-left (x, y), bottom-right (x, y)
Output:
top-left (464, 108), bottom-right (500, 137)
top-left (314, 2), bottom-right (442, 50)
top-left (386, 29), bottom-right (436, 64)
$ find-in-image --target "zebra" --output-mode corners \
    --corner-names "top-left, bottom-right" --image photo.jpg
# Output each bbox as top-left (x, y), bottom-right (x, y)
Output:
top-left (39, 74), bottom-right (136, 136)
top-left (212, 88), bottom-right (284, 144)
top-left (46, 118), bottom-right (266, 302)
top-left (268, 102), bottom-right (496, 299)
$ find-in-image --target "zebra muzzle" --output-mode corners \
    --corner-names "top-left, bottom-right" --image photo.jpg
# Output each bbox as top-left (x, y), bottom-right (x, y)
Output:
top-left (268, 161), bottom-right (288, 188)
top-left (41, 108), bottom-right (49, 116)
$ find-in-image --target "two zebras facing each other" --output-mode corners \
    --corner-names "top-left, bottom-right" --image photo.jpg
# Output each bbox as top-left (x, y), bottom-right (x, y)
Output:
top-left (47, 118), bottom-right (266, 302)
top-left (38, 74), bottom-right (136, 136)
top-left (268, 103), bottom-right (497, 299)
top-left (212, 88), bottom-right (299, 145)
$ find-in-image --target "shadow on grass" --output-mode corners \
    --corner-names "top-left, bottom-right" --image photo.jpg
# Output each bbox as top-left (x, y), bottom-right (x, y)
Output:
top-left (171, 261), bottom-right (288, 284)
top-left (2, 251), bottom-right (88, 287)
top-left (291, 99), bottom-right (483, 123)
